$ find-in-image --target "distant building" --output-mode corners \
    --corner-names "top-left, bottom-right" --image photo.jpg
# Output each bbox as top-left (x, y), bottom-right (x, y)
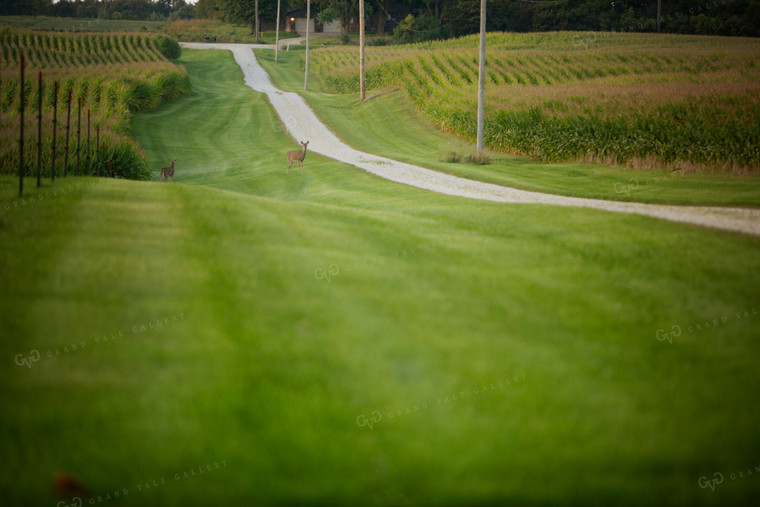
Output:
top-left (286, 10), bottom-right (314, 35)
top-left (322, 20), bottom-right (342, 35)
top-left (285, 1), bottom-right (410, 36)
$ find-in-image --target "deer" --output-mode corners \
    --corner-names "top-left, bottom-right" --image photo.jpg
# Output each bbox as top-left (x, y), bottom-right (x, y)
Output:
top-left (160, 160), bottom-right (175, 182)
top-left (286, 141), bottom-right (309, 174)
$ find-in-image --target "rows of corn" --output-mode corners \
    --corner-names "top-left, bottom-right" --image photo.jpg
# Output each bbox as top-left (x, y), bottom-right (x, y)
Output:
top-left (310, 32), bottom-right (760, 172)
top-left (0, 27), bottom-right (189, 180)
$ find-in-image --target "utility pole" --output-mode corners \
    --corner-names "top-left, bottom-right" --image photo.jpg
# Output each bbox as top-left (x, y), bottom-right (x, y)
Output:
top-left (304, 0), bottom-right (311, 90)
top-left (275, 0), bottom-right (281, 62)
top-left (476, 0), bottom-right (486, 156)
top-left (657, 0), bottom-right (662, 32)
top-left (359, 0), bottom-right (366, 100)
top-left (255, 0), bottom-right (260, 42)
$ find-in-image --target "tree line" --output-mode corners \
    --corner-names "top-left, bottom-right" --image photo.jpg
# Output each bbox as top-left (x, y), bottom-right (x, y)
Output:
top-left (196, 0), bottom-right (760, 38)
top-left (1, 0), bottom-right (194, 22)
top-left (3, 0), bottom-right (758, 38)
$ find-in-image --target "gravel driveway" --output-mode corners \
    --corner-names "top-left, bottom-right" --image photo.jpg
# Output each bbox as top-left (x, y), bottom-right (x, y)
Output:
top-left (182, 43), bottom-right (760, 237)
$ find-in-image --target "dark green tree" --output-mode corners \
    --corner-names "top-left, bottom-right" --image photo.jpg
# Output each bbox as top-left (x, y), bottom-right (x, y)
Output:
top-left (218, 0), bottom-right (278, 36)
top-left (195, 0), bottom-right (223, 19)
top-left (317, 0), bottom-right (358, 35)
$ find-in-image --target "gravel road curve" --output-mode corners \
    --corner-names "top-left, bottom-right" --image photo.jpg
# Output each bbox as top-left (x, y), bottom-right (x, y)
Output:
top-left (181, 42), bottom-right (760, 237)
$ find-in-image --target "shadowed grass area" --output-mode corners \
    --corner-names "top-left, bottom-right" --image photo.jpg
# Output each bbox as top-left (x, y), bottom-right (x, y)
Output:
top-left (1, 48), bottom-right (760, 506)
top-left (255, 48), bottom-right (760, 207)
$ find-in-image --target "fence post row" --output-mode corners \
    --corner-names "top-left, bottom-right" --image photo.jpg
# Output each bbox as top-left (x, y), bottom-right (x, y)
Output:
top-left (15, 68), bottom-right (114, 197)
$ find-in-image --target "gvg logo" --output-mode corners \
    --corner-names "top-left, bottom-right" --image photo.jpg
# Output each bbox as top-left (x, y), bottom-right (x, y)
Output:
top-left (572, 31), bottom-right (598, 50)
top-left (14, 349), bottom-right (40, 369)
top-left (657, 308), bottom-right (758, 344)
top-left (57, 497), bottom-right (83, 507)
top-left (698, 472), bottom-right (724, 491)
top-left (656, 325), bottom-right (682, 344)
top-left (272, 116), bottom-right (298, 133)
top-left (356, 411), bottom-right (382, 429)
top-left (314, 264), bottom-right (340, 283)
top-left (614, 179), bottom-right (640, 196)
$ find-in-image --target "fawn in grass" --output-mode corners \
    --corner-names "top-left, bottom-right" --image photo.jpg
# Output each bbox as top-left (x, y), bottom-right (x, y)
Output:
top-left (160, 160), bottom-right (176, 182)
top-left (286, 141), bottom-right (309, 174)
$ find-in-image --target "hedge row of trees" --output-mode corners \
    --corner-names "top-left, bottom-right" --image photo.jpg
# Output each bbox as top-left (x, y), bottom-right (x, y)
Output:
top-left (198, 0), bottom-right (760, 38)
top-left (3, 0), bottom-right (758, 38)
top-left (1, 0), bottom-right (194, 22)
top-left (493, 0), bottom-right (760, 37)
top-left (399, 0), bottom-right (760, 39)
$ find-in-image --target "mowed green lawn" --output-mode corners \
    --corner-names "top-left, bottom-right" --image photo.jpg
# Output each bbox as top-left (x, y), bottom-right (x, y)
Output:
top-left (1, 49), bottom-right (760, 506)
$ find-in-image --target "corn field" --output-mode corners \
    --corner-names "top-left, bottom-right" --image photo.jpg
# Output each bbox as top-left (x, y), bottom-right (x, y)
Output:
top-left (310, 32), bottom-right (760, 172)
top-left (0, 27), bottom-right (190, 180)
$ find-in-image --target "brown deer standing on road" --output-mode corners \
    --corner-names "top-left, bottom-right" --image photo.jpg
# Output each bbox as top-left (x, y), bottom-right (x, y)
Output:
top-left (160, 160), bottom-right (175, 182)
top-left (286, 141), bottom-right (309, 174)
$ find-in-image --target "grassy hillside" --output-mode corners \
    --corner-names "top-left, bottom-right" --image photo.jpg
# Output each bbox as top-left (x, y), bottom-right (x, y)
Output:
top-left (0, 45), bottom-right (760, 505)
top-left (2, 47), bottom-right (760, 506)
top-left (310, 32), bottom-right (760, 173)
top-left (0, 27), bottom-right (189, 179)
top-left (257, 48), bottom-right (760, 207)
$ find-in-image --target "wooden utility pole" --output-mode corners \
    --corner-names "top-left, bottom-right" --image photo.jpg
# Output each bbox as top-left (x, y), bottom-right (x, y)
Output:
top-left (657, 0), bottom-right (662, 32)
top-left (275, 0), bottom-right (281, 62)
top-left (255, 0), bottom-right (260, 42)
top-left (359, 0), bottom-right (366, 100)
top-left (476, 0), bottom-right (486, 156)
top-left (304, 0), bottom-right (311, 90)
